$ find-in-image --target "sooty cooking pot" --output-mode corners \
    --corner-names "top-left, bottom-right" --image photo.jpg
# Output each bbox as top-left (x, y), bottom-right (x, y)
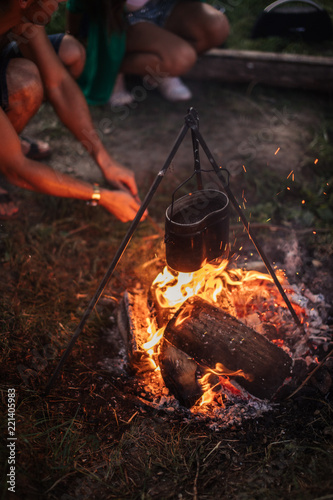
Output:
top-left (165, 189), bottom-right (229, 272)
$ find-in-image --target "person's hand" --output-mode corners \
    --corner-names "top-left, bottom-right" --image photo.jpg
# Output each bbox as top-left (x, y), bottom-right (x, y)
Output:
top-left (99, 188), bottom-right (146, 222)
top-left (101, 161), bottom-right (139, 200)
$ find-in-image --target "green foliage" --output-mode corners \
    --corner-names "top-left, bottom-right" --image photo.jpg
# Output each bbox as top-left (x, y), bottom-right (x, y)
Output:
top-left (46, 3), bottom-right (66, 34)
top-left (212, 0), bottom-right (333, 56)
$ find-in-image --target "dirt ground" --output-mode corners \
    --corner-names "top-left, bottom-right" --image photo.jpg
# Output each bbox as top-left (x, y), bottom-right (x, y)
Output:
top-left (25, 78), bottom-right (320, 196)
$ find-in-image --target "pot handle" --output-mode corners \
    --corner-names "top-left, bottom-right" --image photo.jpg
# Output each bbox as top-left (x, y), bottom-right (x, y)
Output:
top-left (167, 168), bottom-right (229, 221)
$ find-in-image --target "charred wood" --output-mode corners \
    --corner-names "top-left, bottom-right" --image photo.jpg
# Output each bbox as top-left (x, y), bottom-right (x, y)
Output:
top-left (163, 296), bottom-right (292, 400)
top-left (159, 339), bottom-right (203, 407)
top-left (117, 289), bottom-right (157, 371)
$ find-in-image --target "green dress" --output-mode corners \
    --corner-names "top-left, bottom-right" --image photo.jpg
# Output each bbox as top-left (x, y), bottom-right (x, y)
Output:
top-left (66, 0), bottom-right (126, 105)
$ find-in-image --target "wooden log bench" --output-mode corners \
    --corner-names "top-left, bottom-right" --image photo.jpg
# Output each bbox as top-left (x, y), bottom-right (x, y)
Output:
top-left (186, 48), bottom-right (333, 92)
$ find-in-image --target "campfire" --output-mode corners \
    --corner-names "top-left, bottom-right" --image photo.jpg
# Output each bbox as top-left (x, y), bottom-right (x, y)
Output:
top-left (102, 110), bottom-right (331, 427)
top-left (117, 254), bottom-right (330, 429)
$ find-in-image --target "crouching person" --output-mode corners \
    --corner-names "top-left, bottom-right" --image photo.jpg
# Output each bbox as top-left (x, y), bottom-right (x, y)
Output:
top-left (0, 0), bottom-right (143, 222)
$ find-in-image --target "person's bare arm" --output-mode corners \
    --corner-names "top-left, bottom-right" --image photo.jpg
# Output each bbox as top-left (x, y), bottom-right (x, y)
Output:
top-left (0, 109), bottom-right (141, 222)
top-left (16, 25), bottom-right (138, 196)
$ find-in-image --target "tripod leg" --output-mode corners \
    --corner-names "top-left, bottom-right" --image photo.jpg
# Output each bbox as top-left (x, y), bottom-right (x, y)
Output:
top-left (44, 122), bottom-right (191, 396)
top-left (190, 123), bottom-right (302, 328)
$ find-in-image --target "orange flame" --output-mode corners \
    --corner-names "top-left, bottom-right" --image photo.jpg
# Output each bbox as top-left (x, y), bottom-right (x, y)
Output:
top-left (198, 363), bottom-right (253, 406)
top-left (174, 307), bottom-right (193, 327)
top-left (141, 319), bottom-right (165, 370)
top-left (151, 260), bottom-right (280, 320)
top-left (139, 259), bottom-right (305, 405)
top-left (152, 260), bottom-right (230, 312)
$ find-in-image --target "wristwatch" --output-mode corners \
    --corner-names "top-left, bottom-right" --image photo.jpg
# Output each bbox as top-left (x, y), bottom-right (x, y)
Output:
top-left (90, 184), bottom-right (101, 206)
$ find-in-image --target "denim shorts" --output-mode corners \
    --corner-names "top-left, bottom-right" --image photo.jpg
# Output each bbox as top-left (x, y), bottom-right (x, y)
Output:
top-left (126, 0), bottom-right (180, 27)
top-left (0, 33), bottom-right (65, 111)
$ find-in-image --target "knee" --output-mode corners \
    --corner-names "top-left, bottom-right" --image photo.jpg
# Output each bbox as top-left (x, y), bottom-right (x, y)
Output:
top-left (7, 58), bottom-right (44, 114)
top-left (204, 12), bottom-right (230, 50)
top-left (163, 43), bottom-right (197, 76)
top-left (58, 34), bottom-right (86, 79)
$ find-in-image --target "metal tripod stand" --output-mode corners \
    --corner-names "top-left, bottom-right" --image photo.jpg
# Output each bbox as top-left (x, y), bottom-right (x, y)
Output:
top-left (44, 108), bottom-right (301, 396)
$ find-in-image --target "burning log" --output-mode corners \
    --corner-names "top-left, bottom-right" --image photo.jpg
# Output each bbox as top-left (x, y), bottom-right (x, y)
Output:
top-left (117, 289), bottom-right (158, 372)
top-left (162, 296), bottom-right (292, 400)
top-left (159, 339), bottom-right (203, 407)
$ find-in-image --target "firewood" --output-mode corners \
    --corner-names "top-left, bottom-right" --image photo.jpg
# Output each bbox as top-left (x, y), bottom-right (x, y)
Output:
top-left (163, 296), bottom-right (292, 400)
top-left (159, 339), bottom-right (203, 407)
top-left (118, 289), bottom-right (157, 369)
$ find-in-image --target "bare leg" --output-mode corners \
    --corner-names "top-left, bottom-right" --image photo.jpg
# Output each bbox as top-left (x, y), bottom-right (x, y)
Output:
top-left (6, 35), bottom-right (85, 133)
top-left (121, 4), bottom-right (228, 101)
top-left (123, 2), bottom-right (229, 76)
top-left (6, 58), bottom-right (44, 134)
top-left (165, 1), bottom-right (230, 54)
top-left (6, 34), bottom-right (85, 132)
top-left (122, 22), bottom-right (197, 77)
top-left (5, 58), bottom-right (51, 158)
top-left (58, 34), bottom-right (86, 80)
top-left (6, 35), bottom-right (85, 157)
top-left (6, 58), bottom-right (51, 158)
